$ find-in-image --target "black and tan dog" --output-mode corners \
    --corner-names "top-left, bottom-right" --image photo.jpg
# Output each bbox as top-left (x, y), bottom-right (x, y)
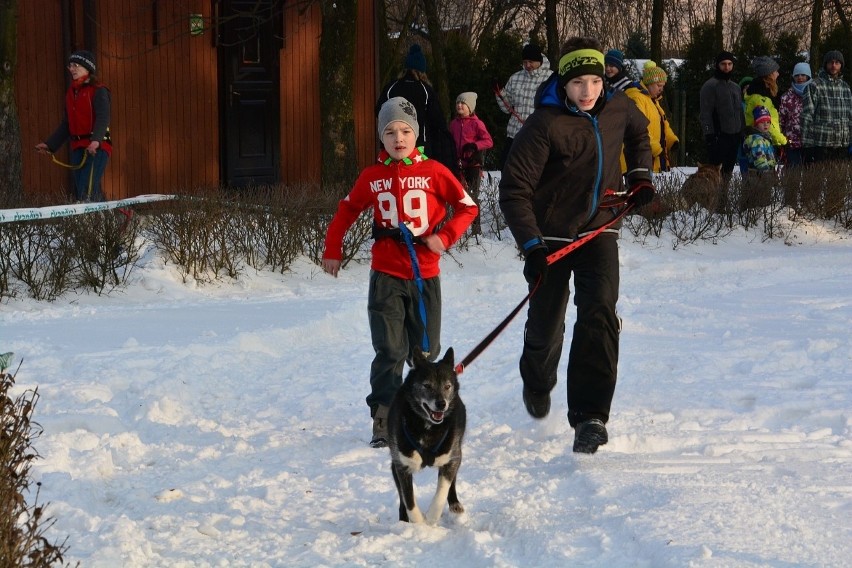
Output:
top-left (387, 348), bottom-right (466, 525)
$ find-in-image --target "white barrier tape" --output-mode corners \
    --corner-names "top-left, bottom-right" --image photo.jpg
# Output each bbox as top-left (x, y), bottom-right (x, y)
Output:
top-left (0, 194), bottom-right (177, 224)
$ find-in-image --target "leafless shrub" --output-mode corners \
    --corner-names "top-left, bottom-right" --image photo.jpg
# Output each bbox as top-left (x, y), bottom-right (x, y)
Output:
top-left (5, 220), bottom-right (76, 302)
top-left (146, 189), bottom-right (244, 284)
top-left (69, 209), bottom-right (141, 295)
top-left (0, 357), bottom-right (77, 567)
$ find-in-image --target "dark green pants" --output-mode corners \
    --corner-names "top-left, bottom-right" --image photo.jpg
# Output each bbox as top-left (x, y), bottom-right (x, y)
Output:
top-left (366, 270), bottom-right (442, 410)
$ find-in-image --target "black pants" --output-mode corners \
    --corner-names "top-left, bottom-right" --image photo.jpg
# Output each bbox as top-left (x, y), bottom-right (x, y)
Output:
top-left (519, 234), bottom-right (620, 427)
top-left (708, 132), bottom-right (743, 175)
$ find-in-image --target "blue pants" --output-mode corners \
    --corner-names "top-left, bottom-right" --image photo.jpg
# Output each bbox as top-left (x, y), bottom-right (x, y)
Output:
top-left (71, 148), bottom-right (109, 202)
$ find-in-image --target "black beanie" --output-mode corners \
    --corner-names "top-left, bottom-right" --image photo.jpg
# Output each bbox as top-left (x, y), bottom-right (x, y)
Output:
top-left (823, 50), bottom-right (845, 69)
top-left (68, 50), bottom-right (96, 74)
top-left (521, 43), bottom-right (544, 63)
top-left (715, 51), bottom-right (735, 66)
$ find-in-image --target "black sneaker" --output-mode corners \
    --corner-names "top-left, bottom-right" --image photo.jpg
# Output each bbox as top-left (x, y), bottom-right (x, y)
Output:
top-left (573, 419), bottom-right (608, 454)
top-left (522, 387), bottom-right (551, 419)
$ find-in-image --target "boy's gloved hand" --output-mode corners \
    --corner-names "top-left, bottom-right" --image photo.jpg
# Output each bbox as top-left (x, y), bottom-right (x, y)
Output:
top-left (523, 248), bottom-right (548, 285)
top-left (627, 181), bottom-right (655, 207)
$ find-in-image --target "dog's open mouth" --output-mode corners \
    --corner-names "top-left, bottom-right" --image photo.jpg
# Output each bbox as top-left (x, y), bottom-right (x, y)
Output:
top-left (423, 404), bottom-right (445, 423)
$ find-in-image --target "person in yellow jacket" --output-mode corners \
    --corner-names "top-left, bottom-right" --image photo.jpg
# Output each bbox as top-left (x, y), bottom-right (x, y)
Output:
top-left (743, 56), bottom-right (788, 147)
top-left (621, 61), bottom-right (679, 172)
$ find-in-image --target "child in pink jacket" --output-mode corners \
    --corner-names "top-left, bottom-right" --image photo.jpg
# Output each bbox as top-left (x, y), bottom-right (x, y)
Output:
top-left (449, 92), bottom-right (493, 234)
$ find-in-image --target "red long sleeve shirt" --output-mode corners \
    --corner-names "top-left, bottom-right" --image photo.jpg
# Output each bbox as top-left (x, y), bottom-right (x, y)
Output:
top-left (323, 148), bottom-right (478, 279)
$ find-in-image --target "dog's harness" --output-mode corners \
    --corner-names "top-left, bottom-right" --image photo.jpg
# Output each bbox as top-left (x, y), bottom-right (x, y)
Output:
top-left (402, 417), bottom-right (449, 457)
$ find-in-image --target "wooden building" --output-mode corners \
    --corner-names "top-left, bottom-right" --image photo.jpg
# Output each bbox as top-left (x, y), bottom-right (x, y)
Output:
top-left (16, 0), bottom-right (378, 200)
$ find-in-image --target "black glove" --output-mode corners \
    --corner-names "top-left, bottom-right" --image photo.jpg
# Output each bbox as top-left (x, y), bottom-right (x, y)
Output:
top-left (627, 181), bottom-right (655, 207)
top-left (461, 143), bottom-right (477, 160)
top-left (523, 248), bottom-right (548, 285)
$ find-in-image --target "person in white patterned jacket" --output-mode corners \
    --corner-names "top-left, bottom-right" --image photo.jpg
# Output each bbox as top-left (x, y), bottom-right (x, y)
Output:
top-left (494, 43), bottom-right (552, 169)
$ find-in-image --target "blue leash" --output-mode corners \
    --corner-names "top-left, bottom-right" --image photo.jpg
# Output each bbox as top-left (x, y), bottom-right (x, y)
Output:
top-left (398, 222), bottom-right (430, 355)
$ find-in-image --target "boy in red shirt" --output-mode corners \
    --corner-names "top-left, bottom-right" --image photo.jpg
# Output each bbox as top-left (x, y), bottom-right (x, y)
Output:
top-left (322, 97), bottom-right (478, 447)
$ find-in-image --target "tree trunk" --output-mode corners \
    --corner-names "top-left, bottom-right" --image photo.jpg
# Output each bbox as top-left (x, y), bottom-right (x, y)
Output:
top-left (544, 0), bottom-right (559, 64)
top-left (319, 0), bottom-right (359, 188)
top-left (714, 0), bottom-right (724, 51)
top-left (0, 0), bottom-right (22, 204)
top-left (420, 0), bottom-right (450, 119)
top-left (811, 0), bottom-right (824, 71)
top-left (651, 0), bottom-right (664, 62)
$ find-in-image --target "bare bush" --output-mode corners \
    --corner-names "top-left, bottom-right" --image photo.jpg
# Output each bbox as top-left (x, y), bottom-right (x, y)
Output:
top-left (5, 220), bottom-right (76, 302)
top-left (146, 190), bottom-right (244, 284)
top-left (0, 356), bottom-right (77, 567)
top-left (69, 210), bottom-right (141, 295)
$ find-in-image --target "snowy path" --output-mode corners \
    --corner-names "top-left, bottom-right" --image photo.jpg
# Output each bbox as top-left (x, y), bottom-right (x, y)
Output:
top-left (4, 227), bottom-right (851, 566)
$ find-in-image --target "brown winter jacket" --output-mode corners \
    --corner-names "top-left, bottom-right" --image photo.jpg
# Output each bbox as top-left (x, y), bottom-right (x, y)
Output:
top-left (499, 77), bottom-right (652, 248)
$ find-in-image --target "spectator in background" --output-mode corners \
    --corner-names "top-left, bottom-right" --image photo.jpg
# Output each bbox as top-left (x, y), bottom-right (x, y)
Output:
top-left (778, 62), bottom-right (812, 208)
top-left (376, 44), bottom-right (456, 169)
top-left (801, 50), bottom-right (852, 164)
top-left (35, 50), bottom-right (112, 202)
top-left (494, 43), bottom-right (552, 169)
top-left (736, 76), bottom-right (754, 175)
top-left (743, 56), bottom-right (787, 148)
top-left (699, 51), bottom-right (745, 180)
top-left (449, 92), bottom-right (493, 235)
top-left (779, 62), bottom-right (812, 168)
top-left (604, 49), bottom-right (632, 91)
top-left (623, 61), bottom-right (679, 172)
top-left (741, 106), bottom-right (777, 210)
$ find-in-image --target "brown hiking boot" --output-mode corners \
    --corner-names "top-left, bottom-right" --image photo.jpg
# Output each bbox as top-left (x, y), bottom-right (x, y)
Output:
top-left (370, 405), bottom-right (389, 448)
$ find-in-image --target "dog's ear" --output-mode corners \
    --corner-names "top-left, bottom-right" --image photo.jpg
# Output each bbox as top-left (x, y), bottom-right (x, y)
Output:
top-left (441, 347), bottom-right (454, 366)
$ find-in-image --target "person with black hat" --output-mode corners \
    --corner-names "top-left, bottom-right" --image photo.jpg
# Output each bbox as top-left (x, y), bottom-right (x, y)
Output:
top-left (801, 50), bottom-right (852, 164)
top-left (494, 43), bottom-right (553, 168)
top-left (499, 36), bottom-right (654, 455)
top-left (375, 45), bottom-right (456, 170)
top-left (699, 51), bottom-right (745, 183)
top-left (35, 50), bottom-right (112, 202)
top-left (604, 49), bottom-right (632, 91)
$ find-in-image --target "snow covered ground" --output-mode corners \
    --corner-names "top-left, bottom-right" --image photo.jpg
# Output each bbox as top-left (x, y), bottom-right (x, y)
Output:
top-left (3, 190), bottom-right (851, 566)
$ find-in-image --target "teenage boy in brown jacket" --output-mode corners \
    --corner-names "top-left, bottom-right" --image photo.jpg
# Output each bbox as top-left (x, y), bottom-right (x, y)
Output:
top-left (499, 37), bottom-right (653, 454)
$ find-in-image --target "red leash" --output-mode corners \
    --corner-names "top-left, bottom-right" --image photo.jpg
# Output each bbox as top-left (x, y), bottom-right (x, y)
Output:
top-left (493, 81), bottom-right (526, 126)
top-left (454, 201), bottom-right (634, 375)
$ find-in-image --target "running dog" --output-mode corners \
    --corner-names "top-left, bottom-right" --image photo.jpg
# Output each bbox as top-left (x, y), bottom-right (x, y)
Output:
top-left (387, 347), bottom-right (466, 525)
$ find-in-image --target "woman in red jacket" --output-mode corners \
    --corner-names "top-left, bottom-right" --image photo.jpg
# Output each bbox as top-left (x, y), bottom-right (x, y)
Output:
top-left (36, 50), bottom-right (112, 202)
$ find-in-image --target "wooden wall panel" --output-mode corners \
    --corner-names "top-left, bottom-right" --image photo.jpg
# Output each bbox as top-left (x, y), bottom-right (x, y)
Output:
top-left (280, 1), bottom-right (322, 185)
top-left (16, 0), bottom-right (375, 200)
top-left (17, 1), bottom-right (69, 198)
top-left (354, 0), bottom-right (378, 171)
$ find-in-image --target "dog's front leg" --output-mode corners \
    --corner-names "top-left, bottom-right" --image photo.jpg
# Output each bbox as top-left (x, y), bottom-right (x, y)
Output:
top-left (392, 463), bottom-right (424, 523)
top-left (424, 462), bottom-right (460, 525)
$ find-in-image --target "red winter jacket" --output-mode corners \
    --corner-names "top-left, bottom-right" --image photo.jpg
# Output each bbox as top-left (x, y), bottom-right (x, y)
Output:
top-left (46, 79), bottom-right (112, 156)
top-left (323, 148), bottom-right (478, 279)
